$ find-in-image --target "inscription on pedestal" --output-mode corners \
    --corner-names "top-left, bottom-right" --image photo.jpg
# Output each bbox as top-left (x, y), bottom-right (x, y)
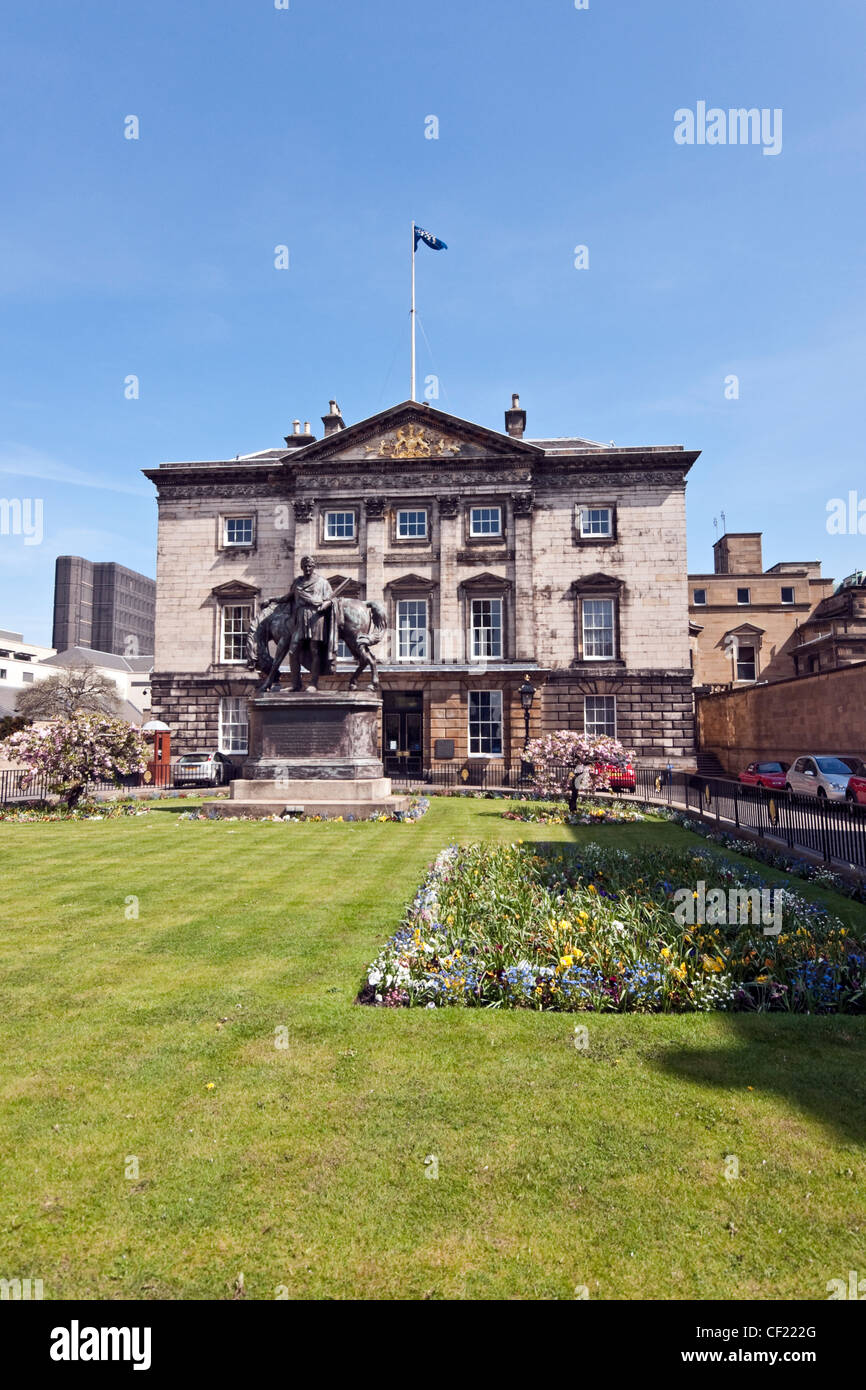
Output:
top-left (263, 708), bottom-right (343, 759)
top-left (243, 690), bottom-right (384, 781)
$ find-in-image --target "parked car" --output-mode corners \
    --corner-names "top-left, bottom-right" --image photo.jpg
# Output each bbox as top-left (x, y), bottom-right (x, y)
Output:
top-left (593, 760), bottom-right (636, 793)
top-left (738, 760), bottom-right (789, 790)
top-left (785, 755), bottom-right (856, 800)
top-left (841, 759), bottom-right (866, 804)
top-left (174, 751), bottom-right (233, 786)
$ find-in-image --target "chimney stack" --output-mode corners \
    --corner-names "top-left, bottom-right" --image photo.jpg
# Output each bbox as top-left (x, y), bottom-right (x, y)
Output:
top-left (321, 400), bottom-right (346, 436)
top-left (504, 392), bottom-right (526, 439)
top-left (283, 417), bottom-right (317, 448)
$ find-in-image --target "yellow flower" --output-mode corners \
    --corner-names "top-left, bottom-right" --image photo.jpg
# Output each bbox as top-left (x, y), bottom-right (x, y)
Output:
top-left (560, 955), bottom-right (574, 968)
top-left (205, 1082), bottom-right (216, 1091)
top-left (660, 947), bottom-right (671, 959)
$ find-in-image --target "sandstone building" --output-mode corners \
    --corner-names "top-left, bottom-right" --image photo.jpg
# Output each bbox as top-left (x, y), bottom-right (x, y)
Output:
top-left (689, 532), bottom-right (833, 690)
top-left (144, 397), bottom-right (699, 774)
top-left (791, 570), bottom-right (866, 675)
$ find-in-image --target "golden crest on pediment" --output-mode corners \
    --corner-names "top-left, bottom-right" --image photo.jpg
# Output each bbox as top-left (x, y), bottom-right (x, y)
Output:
top-left (364, 424), bottom-right (462, 460)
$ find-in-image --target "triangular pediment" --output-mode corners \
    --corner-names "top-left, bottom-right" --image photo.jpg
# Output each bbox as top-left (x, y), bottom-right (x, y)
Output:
top-left (327, 574), bottom-right (364, 598)
top-left (210, 579), bottom-right (260, 599)
top-left (384, 572), bottom-right (438, 593)
top-left (278, 401), bottom-right (543, 468)
top-left (460, 570), bottom-right (513, 593)
top-left (724, 622), bottom-right (765, 638)
top-left (570, 571), bottom-right (625, 594)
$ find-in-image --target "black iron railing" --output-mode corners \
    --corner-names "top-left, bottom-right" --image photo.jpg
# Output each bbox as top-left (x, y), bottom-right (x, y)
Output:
top-left (389, 761), bottom-right (866, 871)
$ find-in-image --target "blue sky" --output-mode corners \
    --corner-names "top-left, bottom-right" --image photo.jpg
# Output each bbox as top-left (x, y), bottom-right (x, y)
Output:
top-left (2, 0), bottom-right (865, 644)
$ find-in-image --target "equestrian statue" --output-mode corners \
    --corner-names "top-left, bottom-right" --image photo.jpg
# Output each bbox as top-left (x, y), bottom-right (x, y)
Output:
top-left (246, 555), bottom-right (387, 694)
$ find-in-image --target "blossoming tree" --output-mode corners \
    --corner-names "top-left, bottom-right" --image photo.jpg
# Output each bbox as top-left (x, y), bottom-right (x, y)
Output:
top-left (524, 730), bottom-right (634, 798)
top-left (2, 713), bottom-right (148, 808)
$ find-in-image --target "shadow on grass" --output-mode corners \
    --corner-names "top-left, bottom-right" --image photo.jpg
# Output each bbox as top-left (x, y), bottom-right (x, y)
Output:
top-left (652, 1014), bottom-right (866, 1147)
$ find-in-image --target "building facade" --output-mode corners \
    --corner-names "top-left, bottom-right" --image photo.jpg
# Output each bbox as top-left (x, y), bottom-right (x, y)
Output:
top-left (52, 556), bottom-right (156, 657)
top-left (689, 532), bottom-right (834, 690)
top-left (791, 570), bottom-right (866, 674)
top-left (144, 398), bottom-right (699, 772)
top-left (0, 628), bottom-right (55, 717)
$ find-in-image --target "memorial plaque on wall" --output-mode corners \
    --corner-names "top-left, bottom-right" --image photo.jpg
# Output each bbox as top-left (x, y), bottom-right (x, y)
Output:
top-left (434, 739), bottom-right (455, 760)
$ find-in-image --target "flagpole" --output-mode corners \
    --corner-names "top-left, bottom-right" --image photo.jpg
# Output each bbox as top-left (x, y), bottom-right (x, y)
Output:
top-left (410, 220), bottom-right (416, 402)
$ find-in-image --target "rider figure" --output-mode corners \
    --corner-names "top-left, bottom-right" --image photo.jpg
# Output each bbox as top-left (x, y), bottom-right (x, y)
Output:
top-left (266, 556), bottom-right (336, 692)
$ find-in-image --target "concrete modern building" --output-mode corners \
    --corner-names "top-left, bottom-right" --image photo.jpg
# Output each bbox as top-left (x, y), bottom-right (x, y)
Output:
top-left (144, 397), bottom-right (701, 773)
top-left (688, 532), bottom-right (834, 690)
top-left (52, 556), bottom-right (155, 657)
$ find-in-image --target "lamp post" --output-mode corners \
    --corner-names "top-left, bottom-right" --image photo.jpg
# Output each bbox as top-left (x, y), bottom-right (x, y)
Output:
top-left (519, 674), bottom-right (536, 754)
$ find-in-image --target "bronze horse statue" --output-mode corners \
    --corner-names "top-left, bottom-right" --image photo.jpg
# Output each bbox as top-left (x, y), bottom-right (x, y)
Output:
top-left (247, 596), bottom-right (387, 693)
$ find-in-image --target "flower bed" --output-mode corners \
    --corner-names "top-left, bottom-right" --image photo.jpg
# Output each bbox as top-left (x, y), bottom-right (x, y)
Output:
top-left (501, 797), bottom-right (651, 826)
top-left (655, 808), bottom-right (866, 905)
top-left (358, 841), bottom-right (865, 1013)
top-left (0, 800), bottom-right (150, 823)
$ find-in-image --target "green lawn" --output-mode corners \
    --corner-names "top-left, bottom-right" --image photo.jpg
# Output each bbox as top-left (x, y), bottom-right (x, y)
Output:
top-left (1, 798), bottom-right (865, 1300)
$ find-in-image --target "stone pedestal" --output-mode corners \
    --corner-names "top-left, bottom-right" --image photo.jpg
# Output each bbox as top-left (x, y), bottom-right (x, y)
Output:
top-left (204, 690), bottom-right (410, 818)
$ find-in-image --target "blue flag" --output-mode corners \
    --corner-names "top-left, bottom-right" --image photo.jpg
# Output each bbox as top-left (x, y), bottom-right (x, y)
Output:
top-left (414, 225), bottom-right (448, 252)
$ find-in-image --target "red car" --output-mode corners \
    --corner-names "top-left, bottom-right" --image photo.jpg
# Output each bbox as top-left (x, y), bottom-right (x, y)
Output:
top-left (595, 760), bottom-right (636, 793)
top-left (843, 759), bottom-right (866, 804)
top-left (739, 760), bottom-right (789, 790)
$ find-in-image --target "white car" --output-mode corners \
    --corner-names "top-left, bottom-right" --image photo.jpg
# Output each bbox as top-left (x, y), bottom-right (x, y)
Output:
top-left (175, 752), bottom-right (233, 786)
top-left (785, 755), bottom-right (854, 800)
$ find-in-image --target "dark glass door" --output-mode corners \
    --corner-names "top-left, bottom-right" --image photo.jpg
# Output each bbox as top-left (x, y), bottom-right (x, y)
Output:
top-left (383, 692), bottom-right (424, 774)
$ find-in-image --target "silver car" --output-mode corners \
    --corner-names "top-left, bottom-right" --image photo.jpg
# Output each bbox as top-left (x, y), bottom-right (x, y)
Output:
top-left (785, 755), bottom-right (854, 800)
top-left (175, 751), bottom-right (233, 786)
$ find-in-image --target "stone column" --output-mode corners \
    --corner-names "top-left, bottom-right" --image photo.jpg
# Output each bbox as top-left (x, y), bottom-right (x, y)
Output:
top-left (364, 496), bottom-right (387, 641)
top-left (437, 495), bottom-right (461, 662)
top-left (292, 499), bottom-right (315, 564)
top-left (512, 492), bottom-right (535, 662)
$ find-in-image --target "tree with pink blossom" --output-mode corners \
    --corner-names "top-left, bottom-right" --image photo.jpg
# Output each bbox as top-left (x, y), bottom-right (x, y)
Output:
top-left (2, 713), bottom-right (147, 809)
top-left (524, 730), bottom-right (635, 798)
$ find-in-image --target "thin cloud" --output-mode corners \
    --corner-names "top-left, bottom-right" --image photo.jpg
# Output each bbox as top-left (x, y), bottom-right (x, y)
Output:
top-left (0, 443), bottom-right (149, 497)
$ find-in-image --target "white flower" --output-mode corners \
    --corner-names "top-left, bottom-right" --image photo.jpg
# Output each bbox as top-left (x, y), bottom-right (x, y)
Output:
top-left (368, 968), bottom-right (382, 986)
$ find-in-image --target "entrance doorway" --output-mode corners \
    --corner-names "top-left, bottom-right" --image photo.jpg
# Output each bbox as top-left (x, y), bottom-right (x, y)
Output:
top-left (382, 691), bottom-right (424, 775)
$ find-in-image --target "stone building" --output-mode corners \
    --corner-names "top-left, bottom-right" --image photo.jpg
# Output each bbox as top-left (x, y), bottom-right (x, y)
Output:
top-left (791, 570), bottom-right (866, 674)
top-left (689, 532), bottom-right (834, 690)
top-left (144, 397), bottom-right (699, 773)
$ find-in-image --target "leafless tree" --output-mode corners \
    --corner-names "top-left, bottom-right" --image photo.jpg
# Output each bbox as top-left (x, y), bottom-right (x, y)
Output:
top-left (16, 665), bottom-right (122, 719)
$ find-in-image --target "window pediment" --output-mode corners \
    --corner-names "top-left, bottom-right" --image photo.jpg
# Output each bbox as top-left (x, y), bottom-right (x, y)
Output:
top-left (385, 572), bottom-right (438, 593)
top-left (327, 574), bottom-right (364, 599)
top-left (459, 571), bottom-right (513, 594)
top-left (211, 580), bottom-right (260, 600)
top-left (569, 572), bottom-right (624, 595)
